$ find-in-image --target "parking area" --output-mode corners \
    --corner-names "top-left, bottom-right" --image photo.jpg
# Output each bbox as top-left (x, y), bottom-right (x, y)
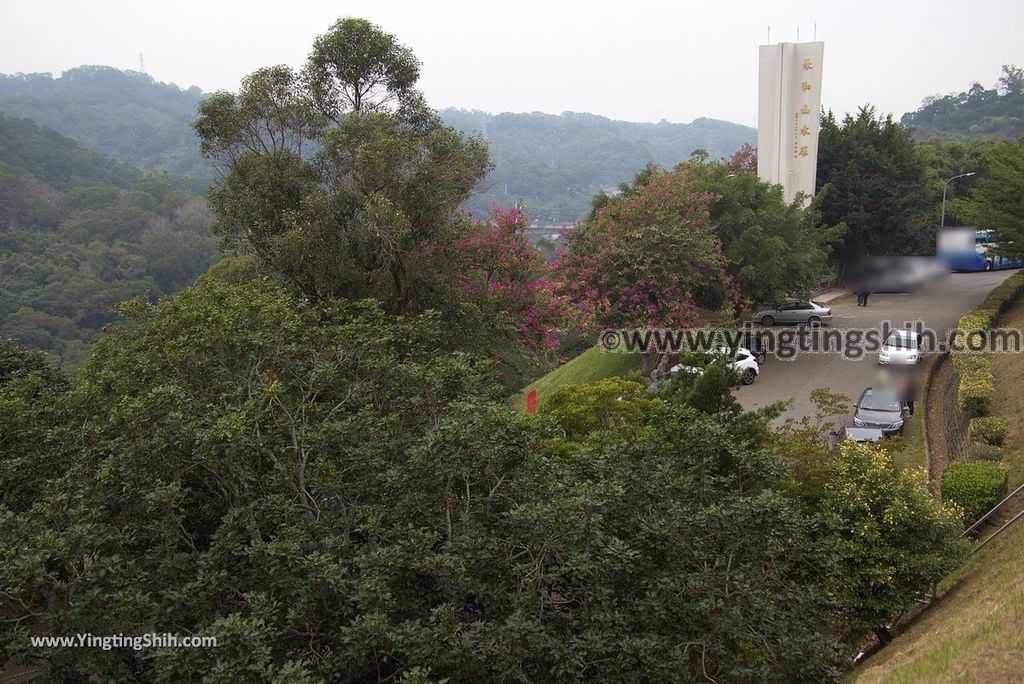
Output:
top-left (736, 270), bottom-right (1019, 422)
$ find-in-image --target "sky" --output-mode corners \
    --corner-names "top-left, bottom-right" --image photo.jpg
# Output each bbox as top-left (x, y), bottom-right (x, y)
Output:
top-left (2, 0), bottom-right (1023, 127)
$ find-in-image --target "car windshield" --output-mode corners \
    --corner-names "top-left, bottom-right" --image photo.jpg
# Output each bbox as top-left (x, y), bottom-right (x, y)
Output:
top-left (860, 389), bottom-right (901, 412)
top-left (885, 333), bottom-right (915, 349)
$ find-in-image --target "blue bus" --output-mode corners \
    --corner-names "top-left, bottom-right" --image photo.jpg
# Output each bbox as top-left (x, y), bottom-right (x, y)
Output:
top-left (937, 228), bottom-right (1024, 272)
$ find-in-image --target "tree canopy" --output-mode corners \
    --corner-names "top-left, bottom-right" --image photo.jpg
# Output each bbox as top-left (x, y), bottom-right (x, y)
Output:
top-left (902, 65), bottom-right (1024, 141)
top-left (0, 285), bottom-right (969, 680)
top-left (957, 139), bottom-right (1024, 258)
top-left (815, 107), bottom-right (934, 264)
top-left (194, 18), bottom-right (574, 377)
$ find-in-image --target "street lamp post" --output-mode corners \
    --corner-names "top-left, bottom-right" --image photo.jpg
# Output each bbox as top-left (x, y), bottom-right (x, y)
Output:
top-left (941, 172), bottom-right (976, 230)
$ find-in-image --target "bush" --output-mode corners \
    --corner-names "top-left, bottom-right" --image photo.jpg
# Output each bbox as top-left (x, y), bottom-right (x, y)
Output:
top-left (971, 442), bottom-right (1004, 461)
top-left (956, 357), bottom-right (994, 417)
top-left (950, 272), bottom-right (1024, 417)
top-left (942, 461), bottom-right (1009, 524)
top-left (969, 416), bottom-right (1009, 446)
top-left (981, 271), bottom-right (1024, 314)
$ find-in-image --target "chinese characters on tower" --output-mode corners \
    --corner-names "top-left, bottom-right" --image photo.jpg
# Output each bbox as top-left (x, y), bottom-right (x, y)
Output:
top-left (756, 41), bottom-right (825, 204)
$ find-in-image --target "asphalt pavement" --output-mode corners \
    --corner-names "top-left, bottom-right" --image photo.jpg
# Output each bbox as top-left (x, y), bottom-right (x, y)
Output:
top-left (736, 270), bottom-right (1019, 422)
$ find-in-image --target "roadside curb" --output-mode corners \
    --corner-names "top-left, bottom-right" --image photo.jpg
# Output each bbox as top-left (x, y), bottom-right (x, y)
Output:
top-left (813, 289), bottom-right (853, 305)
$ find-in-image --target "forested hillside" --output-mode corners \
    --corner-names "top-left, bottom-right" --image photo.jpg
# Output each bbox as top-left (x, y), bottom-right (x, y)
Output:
top-left (0, 114), bottom-right (217, 369)
top-left (902, 65), bottom-right (1024, 140)
top-left (0, 66), bottom-right (210, 184)
top-left (442, 109), bottom-right (755, 222)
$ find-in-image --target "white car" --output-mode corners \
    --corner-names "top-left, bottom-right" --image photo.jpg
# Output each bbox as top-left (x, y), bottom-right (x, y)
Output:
top-left (878, 330), bottom-right (922, 365)
top-left (669, 347), bottom-right (760, 385)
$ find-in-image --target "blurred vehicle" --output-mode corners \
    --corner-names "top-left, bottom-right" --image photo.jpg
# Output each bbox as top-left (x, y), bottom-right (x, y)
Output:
top-left (847, 256), bottom-right (949, 293)
top-left (852, 387), bottom-right (905, 435)
top-left (669, 346), bottom-right (760, 385)
top-left (752, 299), bottom-right (832, 326)
top-left (879, 330), bottom-right (922, 365)
top-left (842, 426), bottom-right (885, 442)
top-left (937, 228), bottom-right (1024, 272)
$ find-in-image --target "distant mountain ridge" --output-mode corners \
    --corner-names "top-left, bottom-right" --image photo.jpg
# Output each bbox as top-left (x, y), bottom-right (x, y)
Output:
top-left (0, 66), bottom-right (757, 222)
top-left (441, 109), bottom-right (755, 222)
top-left (0, 66), bottom-right (210, 185)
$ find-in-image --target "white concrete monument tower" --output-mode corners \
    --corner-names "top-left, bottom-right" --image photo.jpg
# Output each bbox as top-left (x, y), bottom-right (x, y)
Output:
top-left (757, 41), bottom-right (824, 205)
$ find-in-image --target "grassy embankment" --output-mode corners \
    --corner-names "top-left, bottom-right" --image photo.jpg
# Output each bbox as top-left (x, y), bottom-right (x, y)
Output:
top-left (512, 346), bottom-right (642, 410)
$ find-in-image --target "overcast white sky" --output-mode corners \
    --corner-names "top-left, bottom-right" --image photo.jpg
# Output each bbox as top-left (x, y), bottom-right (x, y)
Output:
top-left (2, 0), bottom-right (1022, 126)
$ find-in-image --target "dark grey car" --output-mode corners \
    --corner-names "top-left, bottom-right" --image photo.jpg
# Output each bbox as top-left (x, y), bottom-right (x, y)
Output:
top-left (852, 387), bottom-right (905, 435)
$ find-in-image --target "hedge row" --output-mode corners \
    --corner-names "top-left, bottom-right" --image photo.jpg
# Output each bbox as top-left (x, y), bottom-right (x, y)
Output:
top-left (969, 416), bottom-right (1009, 446)
top-left (951, 272), bottom-right (1024, 417)
top-left (981, 271), bottom-right (1024, 314)
top-left (942, 461), bottom-right (1009, 524)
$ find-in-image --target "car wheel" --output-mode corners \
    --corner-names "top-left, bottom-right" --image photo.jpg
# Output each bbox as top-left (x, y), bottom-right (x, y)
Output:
top-left (760, 315), bottom-right (775, 326)
top-left (808, 315), bottom-right (821, 326)
top-left (740, 368), bottom-right (756, 385)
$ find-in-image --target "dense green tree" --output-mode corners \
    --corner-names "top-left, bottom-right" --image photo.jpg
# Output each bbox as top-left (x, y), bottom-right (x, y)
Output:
top-left (1, 289), bottom-right (844, 681)
top-left (579, 156), bottom-right (829, 312)
top-left (916, 137), bottom-right (991, 227)
top-left (777, 402), bottom-right (969, 645)
top-left (956, 139), bottom-right (1024, 257)
top-left (815, 107), bottom-right (934, 264)
top-left (195, 19), bottom-right (490, 315)
top-left (684, 158), bottom-right (831, 305)
top-left (304, 17), bottom-right (422, 119)
top-left (0, 339), bottom-right (69, 512)
top-left (195, 18), bottom-right (571, 381)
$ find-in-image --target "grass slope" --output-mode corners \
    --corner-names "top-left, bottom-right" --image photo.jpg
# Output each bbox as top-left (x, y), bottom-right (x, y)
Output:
top-left (513, 346), bottom-right (642, 410)
top-left (851, 520), bottom-right (1024, 683)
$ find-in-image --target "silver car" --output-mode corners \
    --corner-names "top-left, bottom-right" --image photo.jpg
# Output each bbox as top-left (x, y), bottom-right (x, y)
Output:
top-left (753, 299), bottom-right (832, 326)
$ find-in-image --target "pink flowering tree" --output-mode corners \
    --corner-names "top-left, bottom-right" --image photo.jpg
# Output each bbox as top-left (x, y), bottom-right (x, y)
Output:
top-left (726, 143), bottom-right (758, 174)
top-left (555, 168), bottom-right (734, 373)
top-left (451, 205), bottom-right (574, 369)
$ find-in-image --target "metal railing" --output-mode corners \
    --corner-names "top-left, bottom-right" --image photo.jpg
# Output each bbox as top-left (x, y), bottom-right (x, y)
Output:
top-left (961, 481), bottom-right (1024, 555)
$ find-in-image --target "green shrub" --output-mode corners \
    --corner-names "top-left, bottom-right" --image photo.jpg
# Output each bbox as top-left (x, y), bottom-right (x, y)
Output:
top-left (981, 272), bottom-right (1024, 314)
top-left (950, 273), bottom-right (1024, 417)
top-left (951, 310), bottom-right (996, 353)
top-left (971, 442), bottom-right (1004, 462)
top-left (942, 461), bottom-right (1008, 524)
top-left (969, 416), bottom-right (1009, 446)
top-left (956, 357), bottom-right (994, 417)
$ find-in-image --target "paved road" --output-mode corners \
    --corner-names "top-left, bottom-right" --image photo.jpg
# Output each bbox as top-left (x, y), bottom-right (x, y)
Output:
top-left (737, 270), bottom-right (1018, 422)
